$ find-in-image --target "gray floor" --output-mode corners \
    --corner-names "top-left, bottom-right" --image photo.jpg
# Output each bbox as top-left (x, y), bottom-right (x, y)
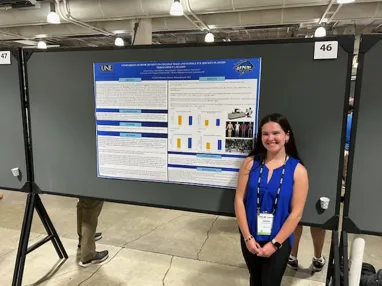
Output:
top-left (0, 190), bottom-right (381, 286)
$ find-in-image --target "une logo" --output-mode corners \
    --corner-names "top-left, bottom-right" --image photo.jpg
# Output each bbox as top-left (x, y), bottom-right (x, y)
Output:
top-left (234, 60), bottom-right (254, 75)
top-left (100, 65), bottom-right (113, 72)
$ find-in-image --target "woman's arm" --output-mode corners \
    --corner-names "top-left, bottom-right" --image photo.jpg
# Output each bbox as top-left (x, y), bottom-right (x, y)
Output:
top-left (273, 163), bottom-right (309, 244)
top-left (234, 157), bottom-right (253, 239)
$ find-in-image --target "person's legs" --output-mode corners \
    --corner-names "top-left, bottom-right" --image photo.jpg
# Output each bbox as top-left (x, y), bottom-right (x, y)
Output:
top-left (287, 224), bottom-right (303, 270)
top-left (0, 193), bottom-right (3, 199)
top-left (78, 199), bottom-right (108, 266)
top-left (77, 200), bottom-right (102, 248)
top-left (310, 227), bottom-right (326, 271)
top-left (77, 200), bottom-right (82, 244)
top-left (240, 236), bottom-right (263, 286)
top-left (261, 239), bottom-right (291, 286)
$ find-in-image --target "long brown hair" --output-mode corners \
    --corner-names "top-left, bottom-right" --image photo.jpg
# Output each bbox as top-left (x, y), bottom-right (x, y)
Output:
top-left (249, 113), bottom-right (303, 165)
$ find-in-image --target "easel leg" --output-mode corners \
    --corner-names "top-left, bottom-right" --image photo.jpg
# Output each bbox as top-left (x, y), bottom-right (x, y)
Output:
top-left (12, 193), bottom-right (36, 286)
top-left (341, 231), bottom-right (349, 286)
top-left (35, 195), bottom-right (68, 259)
top-left (326, 231), bottom-right (335, 285)
top-left (333, 230), bottom-right (341, 286)
top-left (12, 193), bottom-right (68, 286)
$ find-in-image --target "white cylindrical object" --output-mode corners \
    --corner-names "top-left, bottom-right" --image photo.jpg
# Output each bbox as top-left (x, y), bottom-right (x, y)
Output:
top-left (349, 237), bottom-right (365, 286)
top-left (11, 168), bottom-right (20, 177)
top-left (320, 197), bottom-right (330, 209)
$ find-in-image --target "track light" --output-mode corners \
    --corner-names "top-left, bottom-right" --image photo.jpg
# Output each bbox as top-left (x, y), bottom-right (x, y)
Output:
top-left (115, 37), bottom-right (124, 46)
top-left (170, 0), bottom-right (184, 16)
top-left (37, 41), bottom-right (47, 49)
top-left (47, 2), bottom-right (60, 24)
top-left (205, 32), bottom-right (214, 43)
top-left (336, 0), bottom-right (355, 3)
top-left (314, 27), bottom-right (326, 38)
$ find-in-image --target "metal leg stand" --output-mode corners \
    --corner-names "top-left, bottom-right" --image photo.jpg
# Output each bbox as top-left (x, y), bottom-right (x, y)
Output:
top-left (12, 193), bottom-right (68, 286)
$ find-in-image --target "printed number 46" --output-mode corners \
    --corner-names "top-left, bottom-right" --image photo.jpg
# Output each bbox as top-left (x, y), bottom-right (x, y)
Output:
top-left (320, 44), bottom-right (332, 52)
top-left (0, 53), bottom-right (8, 59)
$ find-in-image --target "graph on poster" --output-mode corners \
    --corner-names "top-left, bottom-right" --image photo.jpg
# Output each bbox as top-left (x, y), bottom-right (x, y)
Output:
top-left (94, 58), bottom-right (261, 188)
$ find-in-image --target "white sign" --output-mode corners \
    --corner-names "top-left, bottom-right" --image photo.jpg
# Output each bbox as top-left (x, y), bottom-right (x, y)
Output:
top-left (0, 51), bottom-right (11, 65)
top-left (314, 41), bottom-right (338, 60)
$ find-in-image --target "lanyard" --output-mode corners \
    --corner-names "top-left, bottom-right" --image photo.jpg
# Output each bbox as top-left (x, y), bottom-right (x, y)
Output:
top-left (257, 156), bottom-right (287, 215)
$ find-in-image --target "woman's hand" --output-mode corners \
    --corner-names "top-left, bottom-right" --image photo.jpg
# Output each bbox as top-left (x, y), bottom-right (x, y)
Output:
top-left (246, 238), bottom-right (262, 255)
top-left (256, 242), bottom-right (276, 258)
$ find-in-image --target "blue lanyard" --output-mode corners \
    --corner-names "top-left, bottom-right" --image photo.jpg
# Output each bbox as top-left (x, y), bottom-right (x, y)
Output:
top-left (256, 156), bottom-right (287, 215)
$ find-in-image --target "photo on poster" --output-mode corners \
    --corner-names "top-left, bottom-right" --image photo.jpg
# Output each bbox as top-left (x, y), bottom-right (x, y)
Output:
top-left (226, 121), bottom-right (254, 138)
top-left (225, 139), bottom-right (254, 154)
top-left (227, 107), bottom-right (254, 121)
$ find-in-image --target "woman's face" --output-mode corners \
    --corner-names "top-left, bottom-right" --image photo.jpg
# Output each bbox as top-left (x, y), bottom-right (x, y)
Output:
top-left (261, 122), bottom-right (289, 153)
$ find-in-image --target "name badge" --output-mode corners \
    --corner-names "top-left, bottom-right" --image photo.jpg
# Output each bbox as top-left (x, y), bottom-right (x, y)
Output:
top-left (257, 213), bottom-right (274, 236)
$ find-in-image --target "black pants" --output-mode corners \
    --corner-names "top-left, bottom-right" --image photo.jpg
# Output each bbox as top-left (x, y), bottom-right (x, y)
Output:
top-left (240, 236), bottom-right (291, 286)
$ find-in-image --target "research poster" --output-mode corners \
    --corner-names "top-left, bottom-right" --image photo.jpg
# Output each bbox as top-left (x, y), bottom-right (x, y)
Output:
top-left (94, 58), bottom-right (261, 189)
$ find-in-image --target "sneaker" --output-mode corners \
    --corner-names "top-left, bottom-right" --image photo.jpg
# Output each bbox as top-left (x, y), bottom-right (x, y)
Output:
top-left (94, 232), bottom-right (102, 241)
top-left (312, 256), bottom-right (326, 272)
top-left (79, 250), bottom-right (109, 268)
top-left (78, 232), bottom-right (103, 248)
top-left (287, 255), bottom-right (299, 270)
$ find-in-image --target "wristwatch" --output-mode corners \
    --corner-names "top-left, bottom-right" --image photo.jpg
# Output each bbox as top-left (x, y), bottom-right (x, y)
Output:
top-left (271, 239), bottom-right (282, 250)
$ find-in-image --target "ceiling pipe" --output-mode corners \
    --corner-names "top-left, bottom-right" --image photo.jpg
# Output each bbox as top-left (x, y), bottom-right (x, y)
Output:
top-left (185, 0), bottom-right (210, 31)
top-left (56, 0), bottom-right (113, 36)
top-left (319, 0), bottom-right (334, 24)
top-left (0, 29), bottom-right (25, 39)
top-left (328, 4), bottom-right (343, 22)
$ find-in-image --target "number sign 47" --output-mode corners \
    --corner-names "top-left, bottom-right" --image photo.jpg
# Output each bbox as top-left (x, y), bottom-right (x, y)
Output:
top-left (0, 51), bottom-right (11, 65)
top-left (314, 41), bottom-right (338, 60)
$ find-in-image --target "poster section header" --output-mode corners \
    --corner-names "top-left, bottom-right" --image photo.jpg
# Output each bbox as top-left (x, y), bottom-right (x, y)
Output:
top-left (94, 58), bottom-right (261, 81)
top-left (94, 58), bottom-right (261, 189)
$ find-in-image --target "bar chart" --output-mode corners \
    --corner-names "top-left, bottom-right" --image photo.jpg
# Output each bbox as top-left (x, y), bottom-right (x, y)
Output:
top-left (203, 137), bottom-right (224, 152)
top-left (171, 135), bottom-right (195, 151)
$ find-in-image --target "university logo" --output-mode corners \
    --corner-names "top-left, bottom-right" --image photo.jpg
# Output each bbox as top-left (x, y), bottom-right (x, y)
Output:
top-left (100, 65), bottom-right (113, 72)
top-left (234, 60), bottom-right (254, 75)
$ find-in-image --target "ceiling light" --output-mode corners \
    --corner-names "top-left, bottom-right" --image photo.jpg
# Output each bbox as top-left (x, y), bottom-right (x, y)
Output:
top-left (336, 0), bottom-right (355, 3)
top-left (205, 32), bottom-right (214, 43)
top-left (47, 11), bottom-right (60, 24)
top-left (113, 30), bottom-right (126, 34)
top-left (170, 0), bottom-right (184, 16)
top-left (35, 34), bottom-right (48, 38)
top-left (115, 37), bottom-right (124, 46)
top-left (37, 41), bottom-right (47, 49)
top-left (314, 27), bottom-right (326, 38)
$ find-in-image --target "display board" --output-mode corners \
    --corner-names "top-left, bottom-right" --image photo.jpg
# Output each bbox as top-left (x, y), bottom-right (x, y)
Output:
top-left (0, 50), bottom-right (27, 190)
top-left (93, 59), bottom-right (261, 188)
top-left (344, 35), bottom-right (382, 235)
top-left (27, 37), bottom-right (352, 222)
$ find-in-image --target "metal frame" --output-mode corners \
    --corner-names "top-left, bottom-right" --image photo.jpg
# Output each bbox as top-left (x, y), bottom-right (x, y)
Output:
top-left (11, 49), bottom-right (68, 286)
top-left (26, 35), bottom-right (354, 226)
top-left (2, 36), bottom-right (356, 285)
top-left (339, 34), bottom-right (382, 286)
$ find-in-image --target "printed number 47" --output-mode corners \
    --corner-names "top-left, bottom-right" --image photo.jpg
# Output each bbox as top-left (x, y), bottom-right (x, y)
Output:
top-left (320, 44), bottom-right (332, 52)
top-left (0, 53), bottom-right (8, 59)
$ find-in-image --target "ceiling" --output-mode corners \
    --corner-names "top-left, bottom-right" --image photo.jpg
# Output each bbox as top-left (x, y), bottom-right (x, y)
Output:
top-left (0, 0), bottom-right (381, 48)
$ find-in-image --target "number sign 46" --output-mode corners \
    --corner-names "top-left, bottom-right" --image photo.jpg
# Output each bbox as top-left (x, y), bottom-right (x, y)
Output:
top-left (0, 51), bottom-right (11, 65)
top-left (314, 41), bottom-right (338, 60)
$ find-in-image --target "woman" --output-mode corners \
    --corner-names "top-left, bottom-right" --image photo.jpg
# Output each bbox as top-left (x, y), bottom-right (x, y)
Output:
top-left (234, 113), bottom-right (309, 286)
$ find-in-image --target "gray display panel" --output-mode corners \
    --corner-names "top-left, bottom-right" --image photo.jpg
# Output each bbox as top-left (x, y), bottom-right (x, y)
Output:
top-left (27, 38), bottom-right (351, 224)
top-left (346, 37), bottom-right (382, 234)
top-left (0, 51), bottom-right (27, 190)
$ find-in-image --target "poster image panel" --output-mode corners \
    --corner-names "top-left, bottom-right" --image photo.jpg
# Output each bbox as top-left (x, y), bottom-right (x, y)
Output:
top-left (93, 58), bottom-right (261, 189)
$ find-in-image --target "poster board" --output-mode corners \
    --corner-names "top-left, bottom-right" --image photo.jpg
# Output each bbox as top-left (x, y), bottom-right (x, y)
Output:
top-left (27, 37), bottom-right (353, 223)
top-left (344, 35), bottom-right (382, 235)
top-left (0, 50), bottom-right (27, 190)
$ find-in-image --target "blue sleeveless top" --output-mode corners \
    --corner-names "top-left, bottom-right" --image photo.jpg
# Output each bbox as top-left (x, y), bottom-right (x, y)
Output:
top-left (245, 156), bottom-right (299, 245)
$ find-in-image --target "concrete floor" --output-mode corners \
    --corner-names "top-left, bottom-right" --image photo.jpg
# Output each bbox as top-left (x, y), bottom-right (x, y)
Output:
top-left (0, 190), bottom-right (381, 286)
